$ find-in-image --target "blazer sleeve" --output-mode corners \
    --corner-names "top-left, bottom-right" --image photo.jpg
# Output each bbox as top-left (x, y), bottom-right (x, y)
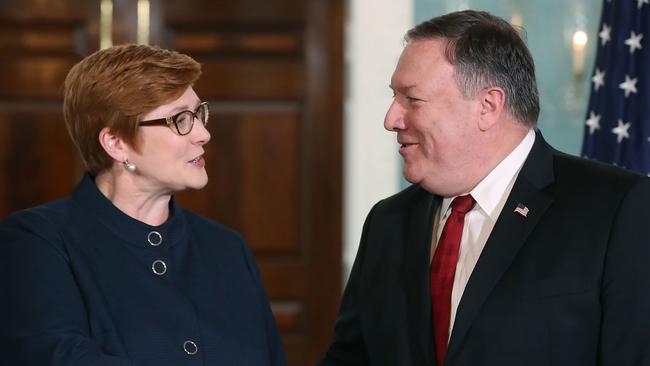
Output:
top-left (239, 238), bottom-right (288, 366)
top-left (318, 204), bottom-right (377, 366)
top-left (0, 212), bottom-right (135, 366)
top-left (598, 176), bottom-right (650, 365)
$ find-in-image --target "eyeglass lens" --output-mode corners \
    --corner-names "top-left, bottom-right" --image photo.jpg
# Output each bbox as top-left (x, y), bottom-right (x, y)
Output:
top-left (175, 103), bottom-right (208, 135)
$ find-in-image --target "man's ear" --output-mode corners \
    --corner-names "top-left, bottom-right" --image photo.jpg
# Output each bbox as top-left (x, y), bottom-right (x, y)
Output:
top-left (98, 127), bottom-right (128, 162)
top-left (477, 86), bottom-right (506, 131)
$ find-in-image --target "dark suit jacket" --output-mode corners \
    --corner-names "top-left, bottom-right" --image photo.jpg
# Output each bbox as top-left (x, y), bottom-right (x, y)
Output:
top-left (320, 132), bottom-right (650, 366)
top-left (0, 174), bottom-right (287, 366)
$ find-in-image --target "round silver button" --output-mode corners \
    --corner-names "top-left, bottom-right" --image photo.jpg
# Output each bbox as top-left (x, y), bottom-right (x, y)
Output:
top-left (151, 259), bottom-right (167, 275)
top-left (147, 231), bottom-right (163, 246)
top-left (183, 340), bottom-right (198, 355)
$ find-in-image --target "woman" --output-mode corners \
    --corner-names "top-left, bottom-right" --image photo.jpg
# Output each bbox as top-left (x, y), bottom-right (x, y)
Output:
top-left (0, 44), bottom-right (287, 365)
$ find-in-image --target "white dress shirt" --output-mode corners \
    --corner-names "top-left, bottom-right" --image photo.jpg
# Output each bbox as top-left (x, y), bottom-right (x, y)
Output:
top-left (432, 128), bottom-right (536, 340)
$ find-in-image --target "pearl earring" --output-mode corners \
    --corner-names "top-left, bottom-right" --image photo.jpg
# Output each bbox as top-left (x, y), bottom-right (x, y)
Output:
top-left (123, 159), bottom-right (136, 172)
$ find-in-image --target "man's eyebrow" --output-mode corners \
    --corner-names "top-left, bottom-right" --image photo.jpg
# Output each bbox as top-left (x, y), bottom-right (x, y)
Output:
top-left (389, 84), bottom-right (416, 92)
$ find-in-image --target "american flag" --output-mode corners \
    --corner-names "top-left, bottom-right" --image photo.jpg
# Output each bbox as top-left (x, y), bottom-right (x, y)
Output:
top-left (581, 0), bottom-right (650, 176)
top-left (513, 203), bottom-right (529, 218)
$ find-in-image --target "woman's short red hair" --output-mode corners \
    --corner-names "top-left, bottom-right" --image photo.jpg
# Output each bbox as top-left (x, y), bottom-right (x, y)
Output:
top-left (63, 44), bottom-right (201, 175)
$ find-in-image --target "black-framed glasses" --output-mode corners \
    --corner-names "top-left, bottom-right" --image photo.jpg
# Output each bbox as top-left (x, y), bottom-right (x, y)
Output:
top-left (138, 102), bottom-right (209, 136)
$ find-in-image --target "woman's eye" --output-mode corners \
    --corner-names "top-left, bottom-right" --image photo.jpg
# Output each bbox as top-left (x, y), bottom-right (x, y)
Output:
top-left (176, 113), bottom-right (192, 128)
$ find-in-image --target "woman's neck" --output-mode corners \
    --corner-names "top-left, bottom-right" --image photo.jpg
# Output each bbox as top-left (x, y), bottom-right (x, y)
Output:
top-left (95, 170), bottom-right (172, 226)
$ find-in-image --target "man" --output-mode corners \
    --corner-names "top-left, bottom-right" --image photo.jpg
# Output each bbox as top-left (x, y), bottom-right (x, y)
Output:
top-left (320, 10), bottom-right (650, 366)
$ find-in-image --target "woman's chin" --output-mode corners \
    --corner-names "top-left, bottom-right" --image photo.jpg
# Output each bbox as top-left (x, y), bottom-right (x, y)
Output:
top-left (188, 175), bottom-right (209, 190)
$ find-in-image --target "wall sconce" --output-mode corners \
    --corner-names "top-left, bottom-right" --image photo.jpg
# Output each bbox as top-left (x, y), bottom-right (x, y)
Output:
top-left (572, 30), bottom-right (588, 79)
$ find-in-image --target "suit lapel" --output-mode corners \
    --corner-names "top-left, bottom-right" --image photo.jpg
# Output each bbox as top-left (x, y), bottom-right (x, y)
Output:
top-left (400, 189), bottom-right (439, 366)
top-left (446, 131), bottom-right (556, 362)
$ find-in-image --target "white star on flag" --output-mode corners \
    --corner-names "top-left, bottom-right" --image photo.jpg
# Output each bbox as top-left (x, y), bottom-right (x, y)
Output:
top-left (592, 69), bottom-right (606, 91)
top-left (582, 0), bottom-right (649, 174)
top-left (624, 31), bottom-right (643, 54)
top-left (586, 111), bottom-right (601, 134)
top-left (619, 75), bottom-right (638, 97)
top-left (599, 24), bottom-right (612, 46)
top-left (611, 119), bottom-right (631, 143)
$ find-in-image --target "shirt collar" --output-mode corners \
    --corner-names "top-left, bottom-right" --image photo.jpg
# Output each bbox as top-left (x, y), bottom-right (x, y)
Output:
top-left (440, 128), bottom-right (536, 221)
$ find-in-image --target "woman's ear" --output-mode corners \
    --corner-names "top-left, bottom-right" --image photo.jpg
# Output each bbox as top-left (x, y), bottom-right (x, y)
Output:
top-left (477, 86), bottom-right (506, 131)
top-left (98, 127), bottom-right (128, 162)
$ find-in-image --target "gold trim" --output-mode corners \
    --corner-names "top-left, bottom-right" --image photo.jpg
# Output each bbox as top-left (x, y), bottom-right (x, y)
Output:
top-left (100, 0), bottom-right (113, 49)
top-left (137, 0), bottom-right (151, 45)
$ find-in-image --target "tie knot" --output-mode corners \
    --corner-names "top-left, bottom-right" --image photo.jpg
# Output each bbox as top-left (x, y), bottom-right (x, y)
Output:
top-left (451, 194), bottom-right (474, 214)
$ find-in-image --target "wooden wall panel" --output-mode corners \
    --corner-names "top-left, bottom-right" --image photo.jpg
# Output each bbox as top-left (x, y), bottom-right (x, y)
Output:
top-left (176, 110), bottom-right (301, 255)
top-left (237, 112), bottom-right (301, 254)
top-left (195, 60), bottom-right (305, 100)
top-left (272, 301), bottom-right (303, 332)
top-left (0, 58), bottom-right (77, 99)
top-left (162, 0), bottom-right (305, 24)
top-left (0, 1), bottom-right (342, 365)
top-left (0, 0), bottom-right (88, 20)
top-left (258, 262), bottom-right (307, 298)
top-left (0, 112), bottom-right (80, 218)
top-left (0, 26), bottom-right (79, 55)
top-left (175, 30), bottom-right (301, 56)
top-left (0, 1), bottom-right (89, 217)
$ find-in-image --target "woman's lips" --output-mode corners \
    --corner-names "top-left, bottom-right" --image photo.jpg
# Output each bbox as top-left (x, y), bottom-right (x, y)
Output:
top-left (189, 155), bottom-right (205, 168)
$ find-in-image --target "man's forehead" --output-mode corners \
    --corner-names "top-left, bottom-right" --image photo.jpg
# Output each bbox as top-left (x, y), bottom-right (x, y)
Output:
top-left (404, 38), bottom-right (447, 56)
top-left (392, 39), bottom-right (454, 83)
top-left (390, 57), bottom-right (428, 91)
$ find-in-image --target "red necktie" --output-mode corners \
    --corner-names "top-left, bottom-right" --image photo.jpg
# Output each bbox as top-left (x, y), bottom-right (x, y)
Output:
top-left (430, 195), bottom-right (475, 366)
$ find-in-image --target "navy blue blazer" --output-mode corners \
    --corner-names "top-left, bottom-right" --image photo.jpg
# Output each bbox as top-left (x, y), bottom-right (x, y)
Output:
top-left (0, 174), bottom-right (287, 366)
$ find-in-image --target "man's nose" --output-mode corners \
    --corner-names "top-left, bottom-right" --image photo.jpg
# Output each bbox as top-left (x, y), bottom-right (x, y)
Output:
top-left (384, 99), bottom-right (405, 132)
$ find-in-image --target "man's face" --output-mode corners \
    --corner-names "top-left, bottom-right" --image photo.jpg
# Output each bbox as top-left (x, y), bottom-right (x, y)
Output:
top-left (385, 38), bottom-right (485, 196)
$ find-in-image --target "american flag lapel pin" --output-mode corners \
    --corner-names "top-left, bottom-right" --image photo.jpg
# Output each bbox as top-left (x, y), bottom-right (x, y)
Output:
top-left (513, 203), bottom-right (529, 217)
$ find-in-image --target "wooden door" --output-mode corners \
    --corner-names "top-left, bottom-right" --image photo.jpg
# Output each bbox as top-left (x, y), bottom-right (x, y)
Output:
top-left (0, 1), bottom-right (342, 364)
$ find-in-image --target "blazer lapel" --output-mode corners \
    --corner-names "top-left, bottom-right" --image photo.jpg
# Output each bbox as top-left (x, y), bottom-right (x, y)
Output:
top-left (446, 131), bottom-right (556, 362)
top-left (400, 189), bottom-right (440, 366)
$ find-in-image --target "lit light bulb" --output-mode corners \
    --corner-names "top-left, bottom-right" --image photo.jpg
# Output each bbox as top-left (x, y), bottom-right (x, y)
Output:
top-left (573, 30), bottom-right (588, 49)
